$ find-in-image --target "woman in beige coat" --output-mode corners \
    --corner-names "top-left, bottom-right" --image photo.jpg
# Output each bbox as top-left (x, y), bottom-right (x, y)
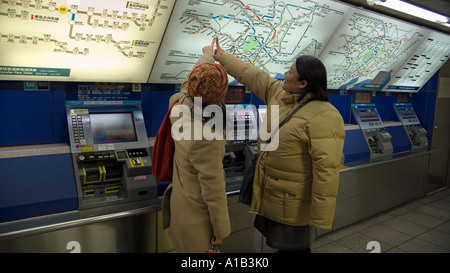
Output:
top-left (162, 41), bottom-right (231, 253)
top-left (213, 37), bottom-right (345, 253)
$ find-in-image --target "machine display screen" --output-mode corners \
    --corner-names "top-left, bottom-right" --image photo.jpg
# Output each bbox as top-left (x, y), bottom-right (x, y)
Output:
top-left (90, 113), bottom-right (137, 144)
top-left (354, 92), bottom-right (373, 104)
top-left (225, 86), bottom-right (245, 104)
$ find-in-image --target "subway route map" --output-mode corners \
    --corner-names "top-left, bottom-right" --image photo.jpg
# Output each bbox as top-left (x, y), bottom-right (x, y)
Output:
top-left (0, 0), bottom-right (175, 82)
top-left (1, 0), bottom-right (448, 91)
top-left (321, 9), bottom-right (450, 91)
top-left (321, 9), bottom-right (429, 91)
top-left (149, 0), bottom-right (450, 92)
top-left (149, 0), bottom-right (351, 84)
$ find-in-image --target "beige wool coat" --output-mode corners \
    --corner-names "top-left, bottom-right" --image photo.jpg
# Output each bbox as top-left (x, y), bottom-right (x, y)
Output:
top-left (219, 52), bottom-right (345, 230)
top-left (161, 54), bottom-right (231, 253)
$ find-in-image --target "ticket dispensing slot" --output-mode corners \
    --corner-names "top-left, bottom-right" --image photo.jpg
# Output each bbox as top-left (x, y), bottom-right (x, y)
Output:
top-left (67, 105), bottom-right (157, 210)
top-left (79, 153), bottom-right (122, 184)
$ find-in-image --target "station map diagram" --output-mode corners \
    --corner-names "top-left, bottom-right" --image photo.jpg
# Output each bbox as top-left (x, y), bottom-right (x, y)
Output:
top-left (149, 0), bottom-right (351, 84)
top-left (1, 0), bottom-right (449, 91)
top-left (320, 9), bottom-right (449, 91)
top-left (383, 31), bottom-right (450, 92)
top-left (0, 0), bottom-right (175, 82)
top-left (149, 0), bottom-right (450, 93)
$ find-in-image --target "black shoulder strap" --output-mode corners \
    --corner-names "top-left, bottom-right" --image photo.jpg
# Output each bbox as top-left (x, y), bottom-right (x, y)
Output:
top-left (266, 99), bottom-right (314, 143)
top-left (279, 98), bottom-right (314, 129)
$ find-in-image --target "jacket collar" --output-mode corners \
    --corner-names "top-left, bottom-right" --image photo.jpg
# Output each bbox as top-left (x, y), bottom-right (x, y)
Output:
top-left (280, 91), bottom-right (314, 105)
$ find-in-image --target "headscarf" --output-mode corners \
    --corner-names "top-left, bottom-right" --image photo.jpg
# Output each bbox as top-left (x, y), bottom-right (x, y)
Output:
top-left (187, 63), bottom-right (228, 105)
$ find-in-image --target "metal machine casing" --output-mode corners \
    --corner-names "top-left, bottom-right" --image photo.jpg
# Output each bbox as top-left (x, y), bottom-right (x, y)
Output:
top-left (394, 103), bottom-right (428, 153)
top-left (351, 103), bottom-right (394, 162)
top-left (66, 104), bottom-right (157, 210)
top-left (223, 104), bottom-right (259, 192)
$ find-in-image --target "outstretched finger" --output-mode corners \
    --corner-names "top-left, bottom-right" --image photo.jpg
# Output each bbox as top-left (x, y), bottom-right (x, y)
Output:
top-left (215, 36), bottom-right (221, 49)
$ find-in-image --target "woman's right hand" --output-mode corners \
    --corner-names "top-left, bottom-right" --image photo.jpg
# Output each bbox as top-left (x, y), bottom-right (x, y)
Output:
top-left (211, 236), bottom-right (224, 245)
top-left (213, 37), bottom-right (224, 61)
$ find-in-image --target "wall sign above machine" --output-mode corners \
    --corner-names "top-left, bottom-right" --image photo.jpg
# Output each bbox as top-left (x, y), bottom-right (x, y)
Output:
top-left (65, 83), bottom-right (142, 105)
top-left (0, 0), bottom-right (175, 83)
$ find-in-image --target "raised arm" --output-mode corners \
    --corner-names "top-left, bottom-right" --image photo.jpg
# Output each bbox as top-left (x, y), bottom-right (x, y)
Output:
top-left (212, 37), bottom-right (284, 104)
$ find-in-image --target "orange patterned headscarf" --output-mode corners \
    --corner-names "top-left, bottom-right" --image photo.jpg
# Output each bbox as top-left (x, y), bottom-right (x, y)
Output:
top-left (188, 63), bottom-right (228, 105)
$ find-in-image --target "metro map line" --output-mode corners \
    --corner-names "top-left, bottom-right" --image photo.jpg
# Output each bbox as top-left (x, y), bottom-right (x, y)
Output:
top-left (148, 0), bottom-right (350, 83)
top-left (229, 1), bottom-right (320, 64)
top-left (327, 11), bottom-right (425, 89)
top-left (0, 0), bottom-right (168, 58)
top-left (182, 0), bottom-right (343, 73)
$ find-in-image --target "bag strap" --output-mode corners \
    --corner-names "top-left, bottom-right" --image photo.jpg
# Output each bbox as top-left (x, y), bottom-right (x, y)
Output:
top-left (167, 94), bottom-right (184, 114)
top-left (279, 98), bottom-right (314, 129)
top-left (169, 101), bottom-right (178, 110)
top-left (266, 98), bottom-right (314, 143)
top-left (178, 92), bottom-right (189, 104)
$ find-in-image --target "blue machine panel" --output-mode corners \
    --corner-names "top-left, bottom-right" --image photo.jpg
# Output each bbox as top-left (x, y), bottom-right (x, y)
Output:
top-left (149, 89), bottom-right (177, 136)
top-left (386, 125), bottom-right (412, 154)
top-left (0, 90), bottom-right (53, 146)
top-left (342, 129), bottom-right (371, 164)
top-left (0, 153), bottom-right (78, 222)
top-left (52, 86), bottom-right (68, 144)
top-left (330, 94), bottom-right (351, 123)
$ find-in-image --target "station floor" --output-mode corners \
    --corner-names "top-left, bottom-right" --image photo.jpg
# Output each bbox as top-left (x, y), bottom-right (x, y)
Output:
top-left (311, 187), bottom-right (450, 253)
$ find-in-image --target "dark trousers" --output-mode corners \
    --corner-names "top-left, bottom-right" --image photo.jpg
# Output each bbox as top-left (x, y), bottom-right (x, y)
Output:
top-left (254, 215), bottom-right (314, 252)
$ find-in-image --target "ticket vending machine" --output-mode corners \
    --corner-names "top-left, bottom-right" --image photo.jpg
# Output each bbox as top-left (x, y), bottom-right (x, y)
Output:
top-left (222, 86), bottom-right (258, 192)
top-left (394, 103), bottom-right (428, 153)
top-left (351, 92), bottom-right (393, 162)
top-left (66, 88), bottom-right (157, 210)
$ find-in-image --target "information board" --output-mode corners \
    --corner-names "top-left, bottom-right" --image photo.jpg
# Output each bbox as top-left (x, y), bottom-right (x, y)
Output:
top-left (149, 0), bottom-right (450, 93)
top-left (383, 31), bottom-right (450, 92)
top-left (321, 9), bottom-right (430, 91)
top-left (148, 0), bottom-right (351, 84)
top-left (65, 83), bottom-right (142, 105)
top-left (2, 0), bottom-right (449, 91)
top-left (0, 0), bottom-right (175, 83)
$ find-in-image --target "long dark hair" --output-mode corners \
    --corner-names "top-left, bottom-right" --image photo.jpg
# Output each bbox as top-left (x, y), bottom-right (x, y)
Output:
top-left (296, 55), bottom-right (329, 102)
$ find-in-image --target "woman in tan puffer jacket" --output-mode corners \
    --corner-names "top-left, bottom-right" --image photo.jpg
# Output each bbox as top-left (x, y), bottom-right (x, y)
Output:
top-left (213, 37), bottom-right (345, 253)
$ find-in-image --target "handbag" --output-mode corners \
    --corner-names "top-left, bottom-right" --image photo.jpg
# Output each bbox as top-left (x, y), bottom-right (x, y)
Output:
top-left (151, 102), bottom-right (178, 182)
top-left (239, 155), bottom-right (258, 205)
top-left (238, 99), bottom-right (314, 205)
